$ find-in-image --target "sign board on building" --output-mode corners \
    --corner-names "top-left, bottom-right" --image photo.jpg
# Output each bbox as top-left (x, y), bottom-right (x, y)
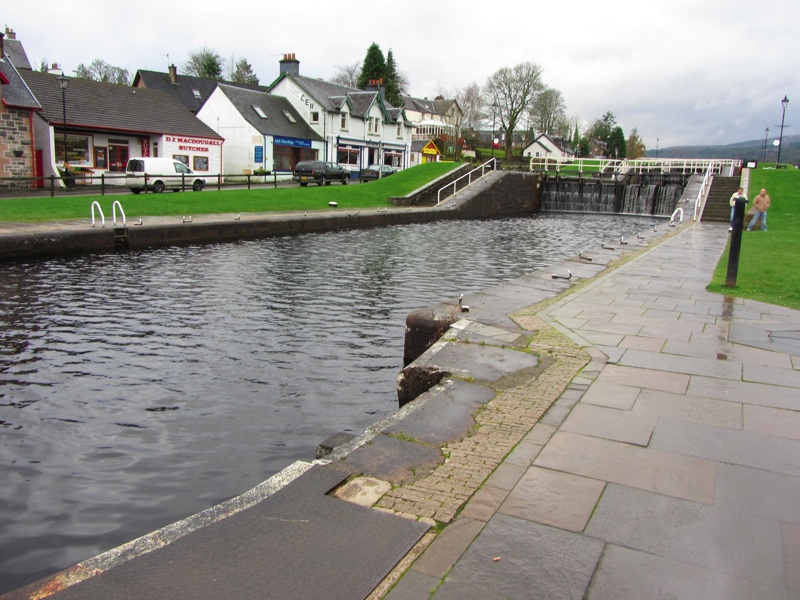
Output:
top-left (255, 145), bottom-right (264, 163)
top-left (273, 136), bottom-right (311, 148)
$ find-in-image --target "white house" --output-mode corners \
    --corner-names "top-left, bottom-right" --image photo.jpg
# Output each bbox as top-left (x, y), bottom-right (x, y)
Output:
top-left (402, 95), bottom-right (463, 144)
top-left (522, 133), bottom-right (574, 159)
top-left (197, 84), bottom-right (324, 177)
top-left (267, 55), bottom-right (413, 171)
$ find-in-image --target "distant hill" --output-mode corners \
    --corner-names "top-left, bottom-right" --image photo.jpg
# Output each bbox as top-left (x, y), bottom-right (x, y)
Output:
top-left (647, 134), bottom-right (800, 165)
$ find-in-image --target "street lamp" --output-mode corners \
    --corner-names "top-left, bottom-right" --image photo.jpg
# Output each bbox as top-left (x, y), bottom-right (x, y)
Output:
top-left (57, 72), bottom-right (69, 174)
top-left (491, 103), bottom-right (498, 159)
top-left (655, 138), bottom-right (659, 159)
top-left (762, 127), bottom-right (769, 162)
top-left (776, 95), bottom-right (789, 168)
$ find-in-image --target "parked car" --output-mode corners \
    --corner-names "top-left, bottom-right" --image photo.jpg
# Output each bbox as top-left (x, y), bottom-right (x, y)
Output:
top-left (126, 157), bottom-right (209, 193)
top-left (293, 161), bottom-right (350, 186)
top-left (359, 164), bottom-right (398, 182)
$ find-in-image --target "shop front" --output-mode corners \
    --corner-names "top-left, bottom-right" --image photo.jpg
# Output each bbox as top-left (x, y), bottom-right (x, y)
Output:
top-left (272, 135), bottom-right (317, 172)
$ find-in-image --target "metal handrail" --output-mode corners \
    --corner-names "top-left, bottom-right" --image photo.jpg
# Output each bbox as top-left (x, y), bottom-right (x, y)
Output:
top-left (90, 201), bottom-right (105, 228)
top-left (692, 162), bottom-right (717, 221)
top-left (112, 200), bottom-right (126, 226)
top-left (530, 156), bottom-right (742, 176)
top-left (437, 158), bottom-right (496, 205)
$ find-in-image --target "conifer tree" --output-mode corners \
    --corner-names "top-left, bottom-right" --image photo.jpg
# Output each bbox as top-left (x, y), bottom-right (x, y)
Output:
top-left (357, 43), bottom-right (386, 90)
top-left (384, 50), bottom-right (402, 107)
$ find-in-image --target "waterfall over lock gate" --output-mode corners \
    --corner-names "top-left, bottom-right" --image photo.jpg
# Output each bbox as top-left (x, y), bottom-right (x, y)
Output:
top-left (541, 177), bottom-right (683, 217)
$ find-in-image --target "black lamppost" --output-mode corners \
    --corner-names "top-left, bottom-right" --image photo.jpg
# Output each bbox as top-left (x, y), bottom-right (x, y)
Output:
top-left (57, 72), bottom-right (69, 173)
top-left (776, 95), bottom-right (789, 167)
top-left (491, 103), bottom-right (498, 159)
top-left (655, 138), bottom-right (659, 159)
top-left (762, 127), bottom-right (769, 162)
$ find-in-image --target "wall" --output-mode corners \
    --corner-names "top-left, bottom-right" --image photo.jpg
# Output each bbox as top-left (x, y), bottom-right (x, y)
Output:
top-left (0, 105), bottom-right (33, 188)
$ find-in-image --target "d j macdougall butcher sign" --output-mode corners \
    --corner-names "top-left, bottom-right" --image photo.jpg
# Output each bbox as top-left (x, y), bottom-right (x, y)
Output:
top-left (165, 136), bottom-right (223, 153)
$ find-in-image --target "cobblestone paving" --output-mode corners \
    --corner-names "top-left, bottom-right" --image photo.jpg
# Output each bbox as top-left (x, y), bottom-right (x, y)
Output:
top-left (375, 316), bottom-right (589, 524)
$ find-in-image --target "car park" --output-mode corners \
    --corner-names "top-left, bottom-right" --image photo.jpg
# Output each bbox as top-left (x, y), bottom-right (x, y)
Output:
top-left (359, 164), bottom-right (398, 182)
top-left (292, 161), bottom-right (350, 186)
top-left (126, 157), bottom-right (209, 193)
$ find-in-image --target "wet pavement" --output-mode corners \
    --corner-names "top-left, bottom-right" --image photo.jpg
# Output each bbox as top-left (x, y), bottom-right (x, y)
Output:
top-left (387, 222), bottom-right (800, 599)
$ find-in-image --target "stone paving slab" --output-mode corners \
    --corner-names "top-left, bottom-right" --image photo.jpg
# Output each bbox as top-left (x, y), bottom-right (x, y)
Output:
top-left (585, 484), bottom-right (786, 589)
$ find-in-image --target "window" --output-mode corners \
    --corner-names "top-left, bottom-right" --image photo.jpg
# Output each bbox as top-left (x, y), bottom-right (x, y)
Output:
top-left (193, 156), bottom-right (209, 171)
top-left (174, 162), bottom-right (191, 173)
top-left (192, 89), bottom-right (202, 99)
top-left (396, 124), bottom-right (402, 138)
top-left (173, 154), bottom-right (189, 166)
top-left (337, 147), bottom-right (360, 165)
top-left (340, 113), bottom-right (348, 130)
top-left (253, 105), bottom-right (267, 119)
top-left (283, 110), bottom-right (297, 123)
top-left (310, 111), bottom-right (320, 123)
top-left (55, 134), bottom-right (90, 166)
top-left (368, 118), bottom-right (380, 135)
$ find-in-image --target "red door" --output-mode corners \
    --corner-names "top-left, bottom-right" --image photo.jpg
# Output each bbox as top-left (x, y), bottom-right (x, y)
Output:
top-left (108, 145), bottom-right (129, 171)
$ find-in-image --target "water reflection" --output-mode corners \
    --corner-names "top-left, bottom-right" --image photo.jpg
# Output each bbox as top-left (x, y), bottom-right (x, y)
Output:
top-left (0, 213), bottom-right (660, 592)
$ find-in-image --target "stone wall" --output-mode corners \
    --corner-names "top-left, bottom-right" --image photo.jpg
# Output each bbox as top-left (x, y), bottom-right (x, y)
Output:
top-left (0, 105), bottom-right (33, 189)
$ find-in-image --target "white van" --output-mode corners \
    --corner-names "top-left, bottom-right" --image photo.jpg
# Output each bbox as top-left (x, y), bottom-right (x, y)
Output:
top-left (126, 158), bottom-right (209, 194)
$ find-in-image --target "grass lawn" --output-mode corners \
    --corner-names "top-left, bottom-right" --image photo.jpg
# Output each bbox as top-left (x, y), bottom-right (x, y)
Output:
top-left (706, 166), bottom-right (800, 310)
top-left (0, 162), bottom-right (461, 223)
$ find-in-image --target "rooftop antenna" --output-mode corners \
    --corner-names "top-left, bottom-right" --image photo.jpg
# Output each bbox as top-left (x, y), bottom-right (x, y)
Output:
top-left (163, 53), bottom-right (170, 69)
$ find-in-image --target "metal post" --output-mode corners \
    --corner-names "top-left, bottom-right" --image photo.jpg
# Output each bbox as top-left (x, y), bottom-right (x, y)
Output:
top-left (776, 96), bottom-right (789, 167)
top-left (725, 196), bottom-right (748, 287)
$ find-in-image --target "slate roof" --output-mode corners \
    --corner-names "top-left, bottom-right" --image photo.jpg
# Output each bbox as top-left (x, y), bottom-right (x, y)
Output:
top-left (133, 69), bottom-right (268, 114)
top-left (269, 73), bottom-right (407, 123)
top-left (19, 70), bottom-right (222, 140)
top-left (2, 38), bottom-right (32, 71)
top-left (215, 84), bottom-right (323, 141)
top-left (402, 96), bottom-right (458, 118)
top-left (411, 139), bottom-right (440, 153)
top-left (0, 57), bottom-right (40, 109)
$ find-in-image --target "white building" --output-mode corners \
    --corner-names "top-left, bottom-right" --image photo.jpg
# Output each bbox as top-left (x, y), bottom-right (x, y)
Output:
top-left (522, 133), bottom-right (574, 160)
top-left (267, 55), bottom-right (413, 171)
top-left (402, 95), bottom-right (463, 144)
top-left (197, 84), bottom-right (325, 177)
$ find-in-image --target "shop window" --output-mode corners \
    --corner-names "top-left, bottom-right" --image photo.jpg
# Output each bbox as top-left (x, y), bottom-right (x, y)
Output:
top-left (337, 147), bottom-right (359, 166)
top-left (55, 134), bottom-right (90, 166)
top-left (193, 156), bottom-right (209, 171)
top-left (173, 154), bottom-right (189, 166)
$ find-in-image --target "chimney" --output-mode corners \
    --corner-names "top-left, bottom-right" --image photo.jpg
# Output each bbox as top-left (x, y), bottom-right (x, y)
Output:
top-left (366, 78), bottom-right (386, 101)
top-left (0, 32), bottom-right (4, 58)
top-left (4, 27), bottom-right (16, 40)
top-left (168, 64), bottom-right (177, 84)
top-left (279, 53), bottom-right (300, 77)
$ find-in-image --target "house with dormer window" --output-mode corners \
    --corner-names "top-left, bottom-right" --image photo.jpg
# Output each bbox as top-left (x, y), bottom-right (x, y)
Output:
top-left (267, 54), bottom-right (412, 171)
top-left (196, 83), bottom-right (324, 176)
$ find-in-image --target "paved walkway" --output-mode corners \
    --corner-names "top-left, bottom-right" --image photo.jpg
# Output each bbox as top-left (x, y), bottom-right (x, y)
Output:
top-left (387, 222), bottom-right (800, 599)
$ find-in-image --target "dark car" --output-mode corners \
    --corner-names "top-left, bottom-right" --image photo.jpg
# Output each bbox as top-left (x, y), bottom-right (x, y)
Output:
top-left (359, 164), bottom-right (398, 182)
top-left (293, 161), bottom-right (350, 186)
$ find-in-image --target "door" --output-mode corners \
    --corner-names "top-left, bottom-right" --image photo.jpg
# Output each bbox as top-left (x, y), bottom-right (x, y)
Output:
top-left (108, 145), bottom-right (129, 172)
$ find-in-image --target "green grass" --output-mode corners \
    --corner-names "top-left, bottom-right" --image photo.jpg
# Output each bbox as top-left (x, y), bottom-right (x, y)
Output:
top-left (0, 162), bottom-right (460, 223)
top-left (707, 166), bottom-right (800, 310)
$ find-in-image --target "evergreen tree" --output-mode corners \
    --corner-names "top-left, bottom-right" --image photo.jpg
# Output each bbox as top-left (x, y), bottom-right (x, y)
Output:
top-left (229, 58), bottom-right (259, 85)
top-left (626, 128), bottom-right (647, 158)
top-left (384, 50), bottom-right (402, 106)
top-left (357, 43), bottom-right (386, 90)
top-left (608, 126), bottom-right (627, 159)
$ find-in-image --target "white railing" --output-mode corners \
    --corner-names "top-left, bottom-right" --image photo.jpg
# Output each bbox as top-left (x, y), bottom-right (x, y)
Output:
top-left (530, 156), bottom-right (742, 177)
top-left (437, 158), bottom-right (496, 205)
top-left (692, 162), bottom-right (717, 221)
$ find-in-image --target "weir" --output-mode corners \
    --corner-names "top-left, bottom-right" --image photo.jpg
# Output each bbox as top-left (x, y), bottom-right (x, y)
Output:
top-left (540, 173), bottom-right (687, 216)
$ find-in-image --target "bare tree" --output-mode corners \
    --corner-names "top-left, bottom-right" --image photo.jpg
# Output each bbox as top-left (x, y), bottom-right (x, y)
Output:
top-left (457, 82), bottom-right (484, 139)
top-left (485, 61), bottom-right (545, 159)
top-left (74, 59), bottom-right (131, 85)
top-left (329, 61), bottom-right (361, 88)
top-left (183, 46), bottom-right (224, 80)
top-left (530, 87), bottom-right (565, 135)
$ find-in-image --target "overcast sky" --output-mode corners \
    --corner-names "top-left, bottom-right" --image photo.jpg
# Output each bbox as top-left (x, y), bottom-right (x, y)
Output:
top-left (6, 0), bottom-right (798, 148)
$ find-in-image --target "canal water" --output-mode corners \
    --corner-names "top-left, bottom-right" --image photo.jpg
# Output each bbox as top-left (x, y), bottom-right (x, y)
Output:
top-left (0, 213), bottom-right (661, 592)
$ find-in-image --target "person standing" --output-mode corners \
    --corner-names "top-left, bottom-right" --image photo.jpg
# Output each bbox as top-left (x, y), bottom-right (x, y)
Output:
top-left (729, 187), bottom-right (746, 231)
top-left (747, 188), bottom-right (771, 231)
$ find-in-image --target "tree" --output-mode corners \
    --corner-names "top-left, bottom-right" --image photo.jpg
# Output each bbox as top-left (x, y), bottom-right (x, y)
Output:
top-left (330, 61), bottom-right (361, 88)
top-left (357, 43), bottom-right (386, 90)
top-left (457, 82), bottom-right (484, 133)
top-left (484, 61), bottom-right (545, 159)
top-left (530, 87), bottom-right (565, 135)
top-left (588, 111), bottom-right (617, 145)
top-left (183, 46), bottom-right (224, 80)
top-left (74, 59), bottom-right (131, 85)
top-left (608, 126), bottom-right (627, 159)
top-left (626, 127), bottom-right (647, 159)
top-left (228, 57), bottom-right (259, 85)
top-left (384, 49), bottom-right (402, 107)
